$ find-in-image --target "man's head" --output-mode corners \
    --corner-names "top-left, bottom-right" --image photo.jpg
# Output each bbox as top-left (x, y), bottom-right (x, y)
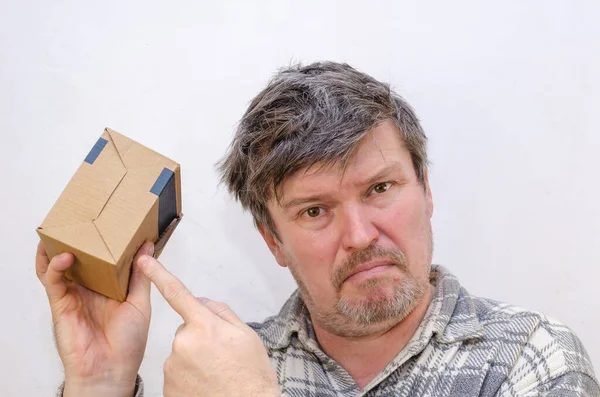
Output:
top-left (219, 62), bottom-right (433, 337)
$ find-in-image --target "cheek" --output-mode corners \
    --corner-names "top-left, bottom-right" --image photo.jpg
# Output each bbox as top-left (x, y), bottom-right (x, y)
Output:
top-left (285, 229), bottom-right (339, 293)
top-left (378, 193), bottom-right (431, 265)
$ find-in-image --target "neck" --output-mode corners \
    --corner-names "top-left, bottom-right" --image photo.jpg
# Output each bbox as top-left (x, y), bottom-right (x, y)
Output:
top-left (312, 283), bottom-right (433, 389)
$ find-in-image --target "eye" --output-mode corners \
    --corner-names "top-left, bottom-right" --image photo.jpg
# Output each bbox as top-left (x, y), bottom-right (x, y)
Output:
top-left (304, 207), bottom-right (323, 218)
top-left (372, 182), bottom-right (391, 194)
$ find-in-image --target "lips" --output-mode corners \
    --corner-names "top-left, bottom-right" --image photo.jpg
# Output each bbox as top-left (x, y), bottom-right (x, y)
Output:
top-left (344, 260), bottom-right (395, 282)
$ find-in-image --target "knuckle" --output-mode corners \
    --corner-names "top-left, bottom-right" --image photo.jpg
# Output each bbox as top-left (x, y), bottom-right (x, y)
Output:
top-left (172, 336), bottom-right (185, 353)
top-left (163, 356), bottom-right (174, 375)
top-left (163, 280), bottom-right (185, 302)
top-left (209, 301), bottom-right (230, 315)
top-left (174, 323), bottom-right (185, 336)
top-left (172, 328), bottom-right (196, 353)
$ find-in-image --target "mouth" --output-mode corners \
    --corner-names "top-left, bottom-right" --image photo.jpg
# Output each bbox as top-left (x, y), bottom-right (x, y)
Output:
top-left (344, 260), bottom-right (396, 283)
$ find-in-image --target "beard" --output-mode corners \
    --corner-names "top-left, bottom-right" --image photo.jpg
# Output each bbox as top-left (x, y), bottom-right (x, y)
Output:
top-left (334, 269), bottom-right (427, 327)
top-left (286, 225), bottom-right (433, 338)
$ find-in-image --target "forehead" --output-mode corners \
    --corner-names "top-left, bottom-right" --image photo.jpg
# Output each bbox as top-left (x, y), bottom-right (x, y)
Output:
top-left (279, 120), bottom-right (412, 198)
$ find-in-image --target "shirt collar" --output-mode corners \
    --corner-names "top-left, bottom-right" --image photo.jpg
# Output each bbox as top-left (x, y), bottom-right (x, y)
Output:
top-left (257, 264), bottom-right (484, 351)
top-left (419, 265), bottom-right (485, 344)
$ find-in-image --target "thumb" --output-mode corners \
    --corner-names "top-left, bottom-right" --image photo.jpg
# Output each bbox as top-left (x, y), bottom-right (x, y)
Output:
top-left (126, 241), bottom-right (154, 311)
top-left (44, 252), bottom-right (75, 304)
top-left (197, 298), bottom-right (242, 325)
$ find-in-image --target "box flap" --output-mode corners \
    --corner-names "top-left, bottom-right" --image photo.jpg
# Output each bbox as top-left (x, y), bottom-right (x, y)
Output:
top-left (106, 128), bottom-right (178, 170)
top-left (94, 166), bottom-right (166, 263)
top-left (88, 128), bottom-right (180, 263)
top-left (39, 128), bottom-right (181, 268)
top-left (39, 131), bottom-right (128, 263)
top-left (40, 132), bottom-right (127, 230)
top-left (38, 222), bottom-right (116, 264)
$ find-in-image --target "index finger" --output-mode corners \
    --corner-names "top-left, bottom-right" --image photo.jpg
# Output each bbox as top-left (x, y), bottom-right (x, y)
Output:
top-left (138, 255), bottom-right (212, 324)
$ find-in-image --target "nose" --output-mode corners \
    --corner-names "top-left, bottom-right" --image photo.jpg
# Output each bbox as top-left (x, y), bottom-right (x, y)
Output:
top-left (340, 204), bottom-right (379, 252)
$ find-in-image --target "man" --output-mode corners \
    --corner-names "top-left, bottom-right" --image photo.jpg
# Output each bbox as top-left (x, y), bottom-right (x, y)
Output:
top-left (37, 62), bottom-right (599, 396)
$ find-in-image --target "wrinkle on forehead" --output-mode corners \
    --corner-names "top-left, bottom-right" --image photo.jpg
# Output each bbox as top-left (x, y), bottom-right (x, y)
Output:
top-left (275, 120), bottom-right (407, 204)
top-left (279, 145), bottom-right (407, 205)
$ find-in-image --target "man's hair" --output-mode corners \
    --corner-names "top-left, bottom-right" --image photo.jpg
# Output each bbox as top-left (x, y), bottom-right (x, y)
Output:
top-left (217, 61), bottom-right (428, 238)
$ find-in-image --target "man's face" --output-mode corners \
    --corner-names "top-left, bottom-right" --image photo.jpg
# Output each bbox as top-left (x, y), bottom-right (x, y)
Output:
top-left (262, 120), bottom-right (434, 337)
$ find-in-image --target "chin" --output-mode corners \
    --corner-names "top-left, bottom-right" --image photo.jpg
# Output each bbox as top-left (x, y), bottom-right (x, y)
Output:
top-left (335, 276), bottom-right (425, 327)
top-left (344, 275), bottom-right (397, 298)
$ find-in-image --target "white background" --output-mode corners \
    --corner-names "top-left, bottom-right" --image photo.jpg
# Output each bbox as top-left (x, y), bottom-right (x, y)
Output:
top-left (1, 1), bottom-right (598, 395)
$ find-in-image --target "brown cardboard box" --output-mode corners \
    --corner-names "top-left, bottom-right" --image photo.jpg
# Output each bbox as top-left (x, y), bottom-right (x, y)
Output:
top-left (37, 128), bottom-right (183, 301)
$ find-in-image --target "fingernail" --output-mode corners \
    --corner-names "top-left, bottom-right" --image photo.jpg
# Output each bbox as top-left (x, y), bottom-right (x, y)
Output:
top-left (197, 297), bottom-right (210, 304)
top-left (148, 243), bottom-right (155, 256)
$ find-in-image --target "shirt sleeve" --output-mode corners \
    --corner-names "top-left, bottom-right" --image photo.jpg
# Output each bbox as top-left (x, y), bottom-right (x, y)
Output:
top-left (495, 311), bottom-right (600, 397)
top-left (502, 371), bottom-right (600, 397)
top-left (55, 375), bottom-right (144, 397)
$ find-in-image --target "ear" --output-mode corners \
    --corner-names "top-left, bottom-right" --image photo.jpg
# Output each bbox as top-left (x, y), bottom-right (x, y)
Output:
top-left (423, 171), bottom-right (434, 218)
top-left (257, 223), bottom-right (288, 268)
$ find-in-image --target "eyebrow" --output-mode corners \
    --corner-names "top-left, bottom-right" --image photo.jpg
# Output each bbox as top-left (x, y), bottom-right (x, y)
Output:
top-left (359, 162), bottom-right (402, 188)
top-left (281, 194), bottom-right (333, 211)
top-left (281, 162), bottom-right (403, 211)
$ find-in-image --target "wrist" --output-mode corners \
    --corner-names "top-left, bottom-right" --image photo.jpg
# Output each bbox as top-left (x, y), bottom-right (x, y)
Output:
top-left (63, 375), bottom-right (137, 397)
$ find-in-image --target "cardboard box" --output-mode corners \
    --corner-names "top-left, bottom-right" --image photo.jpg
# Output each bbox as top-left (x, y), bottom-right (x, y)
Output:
top-left (37, 128), bottom-right (183, 301)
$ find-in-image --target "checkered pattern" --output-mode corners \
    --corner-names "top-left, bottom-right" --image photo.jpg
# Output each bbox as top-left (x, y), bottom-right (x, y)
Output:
top-left (248, 265), bottom-right (599, 396)
top-left (57, 265), bottom-right (598, 396)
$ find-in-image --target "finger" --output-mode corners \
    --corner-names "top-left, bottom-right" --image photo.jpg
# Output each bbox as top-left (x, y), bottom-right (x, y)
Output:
top-left (44, 252), bottom-right (75, 304)
top-left (35, 241), bottom-right (50, 282)
top-left (197, 297), bottom-right (242, 325)
top-left (138, 255), bottom-right (212, 324)
top-left (126, 241), bottom-right (155, 310)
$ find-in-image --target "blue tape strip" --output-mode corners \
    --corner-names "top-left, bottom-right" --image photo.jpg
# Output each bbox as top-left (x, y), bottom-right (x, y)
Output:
top-left (150, 168), bottom-right (174, 196)
top-left (150, 167), bottom-right (178, 236)
top-left (84, 137), bottom-right (108, 164)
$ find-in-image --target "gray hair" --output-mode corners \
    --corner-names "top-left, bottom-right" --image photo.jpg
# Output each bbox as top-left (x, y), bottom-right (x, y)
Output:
top-left (217, 61), bottom-right (428, 238)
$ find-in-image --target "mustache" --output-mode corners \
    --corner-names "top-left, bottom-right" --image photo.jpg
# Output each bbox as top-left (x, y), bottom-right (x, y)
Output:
top-left (332, 244), bottom-right (408, 291)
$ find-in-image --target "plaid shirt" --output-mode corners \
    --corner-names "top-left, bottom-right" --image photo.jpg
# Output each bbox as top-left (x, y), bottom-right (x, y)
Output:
top-left (58, 265), bottom-right (599, 396)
